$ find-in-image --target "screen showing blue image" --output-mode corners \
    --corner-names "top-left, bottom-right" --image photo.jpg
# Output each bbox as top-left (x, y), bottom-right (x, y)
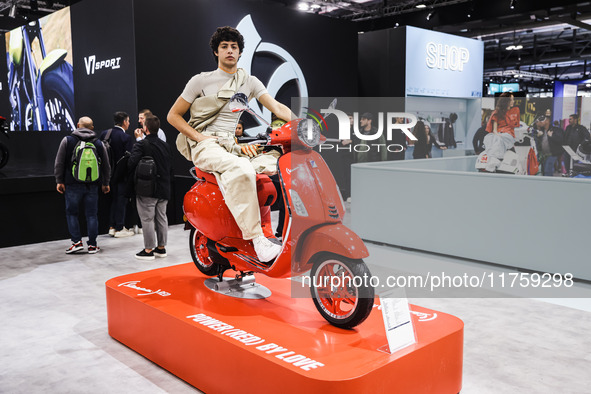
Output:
top-left (5, 7), bottom-right (75, 131)
top-left (405, 26), bottom-right (484, 98)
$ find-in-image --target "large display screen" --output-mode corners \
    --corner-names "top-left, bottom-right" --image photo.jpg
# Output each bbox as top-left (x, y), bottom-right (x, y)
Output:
top-left (5, 7), bottom-right (74, 131)
top-left (405, 26), bottom-right (484, 98)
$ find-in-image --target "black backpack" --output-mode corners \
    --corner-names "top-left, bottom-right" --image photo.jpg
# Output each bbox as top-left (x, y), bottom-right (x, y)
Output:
top-left (135, 140), bottom-right (158, 197)
top-left (101, 128), bottom-right (115, 171)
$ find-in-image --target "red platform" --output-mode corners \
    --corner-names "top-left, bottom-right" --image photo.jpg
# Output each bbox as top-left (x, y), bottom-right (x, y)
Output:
top-left (106, 263), bottom-right (463, 393)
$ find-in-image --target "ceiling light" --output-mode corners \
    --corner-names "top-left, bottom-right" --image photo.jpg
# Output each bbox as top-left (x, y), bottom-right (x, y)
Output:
top-left (8, 5), bottom-right (16, 18)
top-left (510, 0), bottom-right (516, 10)
top-left (416, 4), bottom-right (427, 9)
top-left (426, 11), bottom-right (434, 21)
top-left (505, 44), bottom-right (523, 50)
top-left (310, 4), bottom-right (321, 9)
top-left (298, 2), bottom-right (309, 11)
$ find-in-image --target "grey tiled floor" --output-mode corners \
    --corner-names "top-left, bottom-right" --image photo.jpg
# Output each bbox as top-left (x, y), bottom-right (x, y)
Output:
top-left (1, 224), bottom-right (590, 393)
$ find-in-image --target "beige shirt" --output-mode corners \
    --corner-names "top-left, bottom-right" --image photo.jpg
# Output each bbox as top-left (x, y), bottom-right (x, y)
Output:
top-left (181, 68), bottom-right (267, 135)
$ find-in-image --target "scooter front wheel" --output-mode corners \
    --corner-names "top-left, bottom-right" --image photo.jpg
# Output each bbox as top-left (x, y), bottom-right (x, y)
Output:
top-left (189, 228), bottom-right (219, 276)
top-left (310, 254), bottom-right (375, 329)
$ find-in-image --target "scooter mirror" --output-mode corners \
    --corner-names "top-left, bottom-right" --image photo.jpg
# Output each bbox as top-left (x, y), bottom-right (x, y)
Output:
top-left (229, 93), bottom-right (249, 113)
top-left (327, 98), bottom-right (337, 111)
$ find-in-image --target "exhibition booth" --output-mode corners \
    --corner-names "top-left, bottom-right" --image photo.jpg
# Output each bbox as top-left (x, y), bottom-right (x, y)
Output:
top-left (4, 0), bottom-right (591, 392)
top-left (351, 157), bottom-right (591, 282)
top-left (358, 25), bottom-right (484, 159)
top-left (0, 0), bottom-right (358, 247)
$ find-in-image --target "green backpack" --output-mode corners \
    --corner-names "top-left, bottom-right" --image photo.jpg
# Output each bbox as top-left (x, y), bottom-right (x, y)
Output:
top-left (71, 139), bottom-right (101, 183)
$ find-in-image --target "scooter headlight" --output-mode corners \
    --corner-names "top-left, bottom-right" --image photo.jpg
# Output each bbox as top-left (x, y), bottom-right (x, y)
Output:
top-left (297, 119), bottom-right (321, 148)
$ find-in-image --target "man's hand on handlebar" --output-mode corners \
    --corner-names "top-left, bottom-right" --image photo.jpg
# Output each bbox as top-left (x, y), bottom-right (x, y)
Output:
top-left (240, 144), bottom-right (262, 158)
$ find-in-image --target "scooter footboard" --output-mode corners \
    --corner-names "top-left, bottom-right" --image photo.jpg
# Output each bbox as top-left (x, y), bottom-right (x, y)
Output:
top-left (294, 224), bottom-right (369, 274)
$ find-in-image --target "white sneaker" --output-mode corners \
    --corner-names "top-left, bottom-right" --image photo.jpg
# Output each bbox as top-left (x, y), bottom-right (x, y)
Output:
top-left (253, 235), bottom-right (281, 262)
top-left (114, 228), bottom-right (135, 238)
top-left (108, 228), bottom-right (115, 237)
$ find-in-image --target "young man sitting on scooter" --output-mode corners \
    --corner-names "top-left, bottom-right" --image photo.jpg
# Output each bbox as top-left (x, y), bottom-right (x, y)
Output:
top-left (168, 26), bottom-right (293, 262)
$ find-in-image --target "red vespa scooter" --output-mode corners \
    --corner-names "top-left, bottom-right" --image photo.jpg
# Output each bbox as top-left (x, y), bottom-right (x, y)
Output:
top-left (183, 95), bottom-right (374, 329)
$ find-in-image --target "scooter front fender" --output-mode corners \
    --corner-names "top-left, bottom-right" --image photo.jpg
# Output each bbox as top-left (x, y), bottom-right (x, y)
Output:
top-left (294, 223), bottom-right (369, 274)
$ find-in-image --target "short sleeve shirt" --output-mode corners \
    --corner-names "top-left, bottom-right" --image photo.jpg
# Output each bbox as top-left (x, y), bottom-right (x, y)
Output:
top-left (181, 68), bottom-right (267, 134)
top-left (486, 106), bottom-right (520, 137)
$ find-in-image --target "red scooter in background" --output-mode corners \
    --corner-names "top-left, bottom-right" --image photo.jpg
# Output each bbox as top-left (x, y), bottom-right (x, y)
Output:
top-left (183, 95), bottom-right (374, 329)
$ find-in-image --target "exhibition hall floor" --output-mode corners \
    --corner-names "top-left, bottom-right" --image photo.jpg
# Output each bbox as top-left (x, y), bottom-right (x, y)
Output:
top-left (1, 222), bottom-right (590, 393)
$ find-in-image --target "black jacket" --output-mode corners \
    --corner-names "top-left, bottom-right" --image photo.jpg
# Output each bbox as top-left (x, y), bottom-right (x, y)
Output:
top-left (537, 126), bottom-right (564, 157)
top-left (127, 133), bottom-right (172, 200)
top-left (472, 126), bottom-right (487, 154)
top-left (100, 126), bottom-right (134, 164)
top-left (413, 132), bottom-right (442, 159)
top-left (564, 124), bottom-right (590, 150)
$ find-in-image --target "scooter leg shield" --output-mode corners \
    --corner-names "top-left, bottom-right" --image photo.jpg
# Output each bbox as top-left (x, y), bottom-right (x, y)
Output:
top-left (295, 224), bottom-right (369, 274)
top-left (260, 206), bottom-right (274, 238)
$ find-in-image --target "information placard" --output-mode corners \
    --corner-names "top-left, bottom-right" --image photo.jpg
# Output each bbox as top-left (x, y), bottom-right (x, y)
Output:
top-left (379, 290), bottom-right (416, 354)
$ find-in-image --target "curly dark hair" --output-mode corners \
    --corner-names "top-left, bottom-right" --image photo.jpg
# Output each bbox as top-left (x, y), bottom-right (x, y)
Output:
top-left (209, 26), bottom-right (244, 63)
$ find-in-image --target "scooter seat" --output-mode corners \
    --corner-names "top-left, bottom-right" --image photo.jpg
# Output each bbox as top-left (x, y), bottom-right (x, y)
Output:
top-left (193, 167), bottom-right (277, 206)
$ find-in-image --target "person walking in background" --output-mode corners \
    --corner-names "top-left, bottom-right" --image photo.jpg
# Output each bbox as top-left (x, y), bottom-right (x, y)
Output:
top-left (472, 116), bottom-right (489, 154)
top-left (412, 120), bottom-right (447, 159)
top-left (128, 115), bottom-right (172, 261)
top-left (439, 113), bottom-right (458, 148)
top-left (354, 112), bottom-right (387, 163)
top-left (389, 116), bottom-right (407, 161)
top-left (54, 116), bottom-right (111, 254)
top-left (563, 113), bottom-right (590, 173)
top-left (100, 111), bottom-right (135, 238)
top-left (134, 109), bottom-right (167, 142)
top-left (535, 114), bottom-right (564, 176)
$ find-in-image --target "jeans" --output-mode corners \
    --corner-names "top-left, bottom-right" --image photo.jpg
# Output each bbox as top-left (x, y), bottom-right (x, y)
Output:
top-left (65, 183), bottom-right (99, 246)
top-left (543, 155), bottom-right (558, 176)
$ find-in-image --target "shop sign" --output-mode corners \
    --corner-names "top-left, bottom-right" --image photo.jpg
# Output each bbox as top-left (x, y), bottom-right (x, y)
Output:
top-left (425, 42), bottom-right (470, 72)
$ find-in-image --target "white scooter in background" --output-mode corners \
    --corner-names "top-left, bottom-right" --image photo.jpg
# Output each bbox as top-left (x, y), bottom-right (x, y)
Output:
top-left (475, 118), bottom-right (540, 175)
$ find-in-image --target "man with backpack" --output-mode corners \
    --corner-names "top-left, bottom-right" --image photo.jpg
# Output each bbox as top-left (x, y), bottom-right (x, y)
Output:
top-left (100, 111), bottom-right (135, 238)
top-left (54, 116), bottom-right (111, 254)
top-left (127, 115), bottom-right (171, 260)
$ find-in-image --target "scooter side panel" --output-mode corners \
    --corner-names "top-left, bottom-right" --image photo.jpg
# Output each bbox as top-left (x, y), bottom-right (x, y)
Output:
top-left (183, 181), bottom-right (243, 241)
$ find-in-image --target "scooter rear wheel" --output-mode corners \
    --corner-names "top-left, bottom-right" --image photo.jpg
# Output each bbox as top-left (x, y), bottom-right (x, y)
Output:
top-left (189, 228), bottom-right (219, 276)
top-left (310, 254), bottom-right (374, 329)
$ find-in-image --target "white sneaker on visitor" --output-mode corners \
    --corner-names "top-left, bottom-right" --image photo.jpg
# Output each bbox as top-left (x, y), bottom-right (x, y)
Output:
top-left (114, 228), bottom-right (135, 238)
top-left (252, 235), bottom-right (281, 263)
top-left (108, 227), bottom-right (115, 237)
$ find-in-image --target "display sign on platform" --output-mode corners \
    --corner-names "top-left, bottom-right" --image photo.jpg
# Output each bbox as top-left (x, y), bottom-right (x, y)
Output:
top-left (379, 290), bottom-right (416, 354)
top-left (405, 26), bottom-right (484, 98)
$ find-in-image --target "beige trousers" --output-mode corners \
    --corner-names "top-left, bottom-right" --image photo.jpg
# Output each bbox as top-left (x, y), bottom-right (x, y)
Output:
top-left (189, 137), bottom-right (279, 240)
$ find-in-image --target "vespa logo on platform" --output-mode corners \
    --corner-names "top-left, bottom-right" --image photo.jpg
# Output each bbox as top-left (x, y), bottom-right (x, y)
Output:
top-left (318, 110), bottom-right (418, 154)
top-left (84, 55), bottom-right (122, 75)
top-left (118, 281), bottom-right (171, 297)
